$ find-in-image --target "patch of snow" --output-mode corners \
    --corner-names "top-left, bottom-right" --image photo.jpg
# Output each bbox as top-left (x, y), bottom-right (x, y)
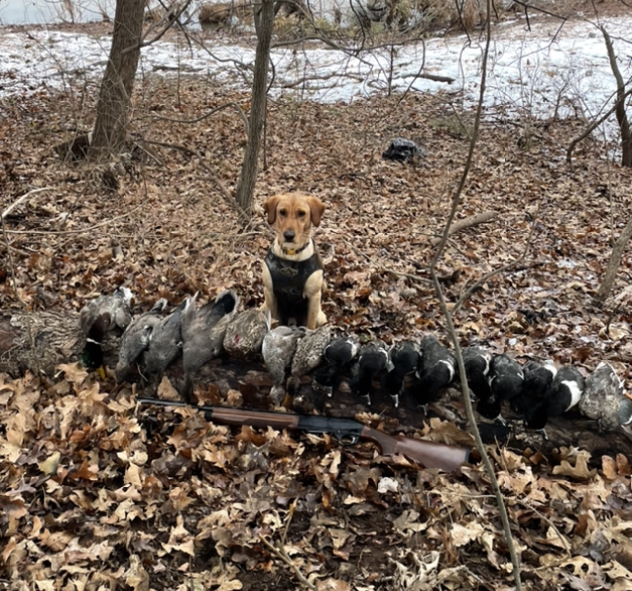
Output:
top-left (1, 13), bottom-right (631, 142)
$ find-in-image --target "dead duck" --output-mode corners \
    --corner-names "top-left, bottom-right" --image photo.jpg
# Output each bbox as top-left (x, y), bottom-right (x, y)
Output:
top-left (313, 335), bottom-right (360, 397)
top-left (262, 325), bottom-right (306, 406)
top-left (383, 340), bottom-right (420, 407)
top-left (181, 289), bottom-right (240, 402)
top-left (287, 325), bottom-right (333, 396)
top-left (115, 298), bottom-right (168, 383)
top-left (350, 340), bottom-right (389, 406)
top-left (79, 286), bottom-right (133, 379)
top-left (580, 362), bottom-right (632, 431)
top-left (407, 335), bottom-right (456, 411)
top-left (142, 298), bottom-right (189, 391)
top-left (223, 307), bottom-right (270, 360)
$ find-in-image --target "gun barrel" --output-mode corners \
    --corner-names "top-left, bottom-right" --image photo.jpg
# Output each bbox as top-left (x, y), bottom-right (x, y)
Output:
top-left (137, 398), bottom-right (470, 472)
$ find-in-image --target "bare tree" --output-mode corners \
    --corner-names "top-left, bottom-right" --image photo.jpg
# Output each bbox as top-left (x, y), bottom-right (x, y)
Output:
top-left (235, 0), bottom-right (276, 214)
top-left (91, 0), bottom-right (145, 159)
top-left (602, 26), bottom-right (632, 167)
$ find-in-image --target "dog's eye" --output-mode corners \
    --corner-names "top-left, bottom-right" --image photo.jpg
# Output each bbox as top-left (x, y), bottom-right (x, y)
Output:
top-left (297, 211), bottom-right (306, 218)
top-left (279, 209), bottom-right (287, 217)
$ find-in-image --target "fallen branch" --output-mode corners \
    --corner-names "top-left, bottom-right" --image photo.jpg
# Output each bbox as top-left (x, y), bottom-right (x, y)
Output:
top-left (1, 187), bottom-right (53, 220)
top-left (430, 210), bottom-right (497, 245)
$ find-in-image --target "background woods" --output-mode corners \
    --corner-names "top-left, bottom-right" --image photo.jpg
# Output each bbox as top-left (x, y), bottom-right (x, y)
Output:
top-left (1, 1), bottom-right (632, 590)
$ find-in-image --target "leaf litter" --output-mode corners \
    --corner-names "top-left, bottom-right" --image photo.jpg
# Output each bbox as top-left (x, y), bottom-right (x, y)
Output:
top-left (2, 9), bottom-right (632, 591)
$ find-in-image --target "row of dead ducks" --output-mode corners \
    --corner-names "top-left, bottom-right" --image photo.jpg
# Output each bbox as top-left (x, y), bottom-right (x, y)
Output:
top-left (81, 288), bottom-right (632, 433)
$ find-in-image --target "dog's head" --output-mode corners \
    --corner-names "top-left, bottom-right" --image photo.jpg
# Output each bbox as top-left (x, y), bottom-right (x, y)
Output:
top-left (263, 193), bottom-right (325, 252)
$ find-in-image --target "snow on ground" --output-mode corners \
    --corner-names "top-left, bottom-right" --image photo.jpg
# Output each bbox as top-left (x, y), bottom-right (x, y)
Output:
top-left (0, 13), bottom-right (630, 138)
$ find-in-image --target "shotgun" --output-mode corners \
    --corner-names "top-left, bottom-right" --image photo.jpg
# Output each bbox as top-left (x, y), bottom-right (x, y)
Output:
top-left (137, 397), bottom-right (470, 472)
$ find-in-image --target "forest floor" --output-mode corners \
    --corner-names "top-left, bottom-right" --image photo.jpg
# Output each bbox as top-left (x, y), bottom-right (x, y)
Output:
top-left (2, 2), bottom-right (632, 591)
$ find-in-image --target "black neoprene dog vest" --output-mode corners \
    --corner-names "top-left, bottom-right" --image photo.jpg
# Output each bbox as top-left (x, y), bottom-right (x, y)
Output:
top-left (265, 242), bottom-right (323, 327)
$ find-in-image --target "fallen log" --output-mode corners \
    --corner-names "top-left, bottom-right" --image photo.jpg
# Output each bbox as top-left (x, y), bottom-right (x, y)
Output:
top-left (1, 309), bottom-right (631, 462)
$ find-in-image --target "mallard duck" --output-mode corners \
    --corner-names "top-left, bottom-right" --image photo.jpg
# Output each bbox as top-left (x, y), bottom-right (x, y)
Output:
top-left (79, 286), bottom-right (133, 379)
top-left (223, 307), bottom-right (270, 360)
top-left (580, 362), bottom-right (631, 431)
top-left (115, 298), bottom-right (167, 383)
top-left (287, 325), bottom-right (333, 396)
top-left (262, 325), bottom-right (305, 406)
top-left (181, 289), bottom-right (240, 402)
top-left (383, 340), bottom-right (420, 407)
top-left (313, 335), bottom-right (360, 396)
top-left (350, 340), bottom-right (389, 406)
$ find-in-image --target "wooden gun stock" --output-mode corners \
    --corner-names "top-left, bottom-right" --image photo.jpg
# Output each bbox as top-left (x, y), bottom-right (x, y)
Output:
top-left (137, 398), bottom-right (470, 472)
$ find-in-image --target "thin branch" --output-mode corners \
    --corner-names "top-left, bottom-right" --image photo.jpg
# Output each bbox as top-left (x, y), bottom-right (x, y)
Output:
top-left (1, 187), bottom-right (53, 220)
top-left (141, 139), bottom-right (249, 222)
top-left (566, 85), bottom-right (632, 164)
top-left (4, 206), bottom-right (143, 236)
top-left (451, 202), bottom-right (541, 316)
top-left (427, 1), bottom-right (523, 588)
top-left (142, 101), bottom-right (250, 136)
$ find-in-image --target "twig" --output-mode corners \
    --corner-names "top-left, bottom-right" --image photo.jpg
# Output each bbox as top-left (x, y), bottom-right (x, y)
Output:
top-left (259, 500), bottom-right (315, 591)
top-left (1, 187), bottom-right (53, 220)
top-left (141, 139), bottom-right (248, 222)
top-left (427, 2), bottom-right (523, 589)
top-left (518, 500), bottom-right (572, 556)
top-left (5, 206), bottom-right (143, 236)
top-left (451, 202), bottom-right (540, 316)
top-left (142, 101), bottom-right (250, 136)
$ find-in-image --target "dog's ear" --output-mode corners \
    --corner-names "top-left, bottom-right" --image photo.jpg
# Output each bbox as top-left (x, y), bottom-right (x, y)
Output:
top-left (263, 196), bottom-right (280, 225)
top-left (307, 197), bottom-right (326, 227)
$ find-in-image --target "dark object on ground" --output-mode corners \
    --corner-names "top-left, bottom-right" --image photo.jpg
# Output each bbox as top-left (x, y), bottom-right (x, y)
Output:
top-left (407, 335), bottom-right (456, 408)
top-left (181, 290), bottom-right (240, 402)
top-left (222, 308), bottom-right (270, 360)
top-left (141, 299), bottom-right (189, 392)
top-left (288, 326), bottom-right (333, 396)
top-left (313, 336), bottom-right (360, 396)
top-left (79, 287), bottom-right (133, 377)
top-left (382, 137), bottom-right (427, 163)
top-left (115, 298), bottom-right (168, 383)
top-left (516, 360), bottom-right (557, 428)
top-left (262, 325), bottom-right (305, 405)
top-left (488, 354), bottom-right (524, 420)
top-left (462, 346), bottom-right (500, 421)
top-left (383, 340), bottom-right (420, 407)
top-left (138, 397), bottom-right (471, 472)
top-left (350, 340), bottom-right (389, 405)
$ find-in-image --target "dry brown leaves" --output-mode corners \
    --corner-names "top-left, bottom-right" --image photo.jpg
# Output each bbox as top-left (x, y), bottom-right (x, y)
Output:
top-left (2, 28), bottom-right (632, 589)
top-left (1, 368), bottom-right (632, 590)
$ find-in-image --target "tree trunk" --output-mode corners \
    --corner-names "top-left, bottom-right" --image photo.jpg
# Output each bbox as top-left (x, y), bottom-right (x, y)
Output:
top-left (602, 26), bottom-right (632, 167)
top-left (235, 0), bottom-right (275, 215)
top-left (91, 0), bottom-right (145, 159)
top-left (595, 217), bottom-right (632, 303)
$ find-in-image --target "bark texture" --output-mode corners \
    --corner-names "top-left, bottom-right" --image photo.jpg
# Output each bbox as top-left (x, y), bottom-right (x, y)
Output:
top-left (595, 217), bottom-right (632, 302)
top-left (235, 0), bottom-right (275, 215)
top-left (91, 0), bottom-right (145, 158)
top-left (602, 26), bottom-right (632, 167)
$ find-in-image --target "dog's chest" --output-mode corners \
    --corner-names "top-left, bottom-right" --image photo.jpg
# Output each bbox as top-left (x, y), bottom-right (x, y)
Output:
top-left (265, 249), bottom-right (321, 300)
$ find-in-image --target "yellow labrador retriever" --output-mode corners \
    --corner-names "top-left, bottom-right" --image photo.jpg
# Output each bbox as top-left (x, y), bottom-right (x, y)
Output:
top-left (262, 193), bottom-right (326, 329)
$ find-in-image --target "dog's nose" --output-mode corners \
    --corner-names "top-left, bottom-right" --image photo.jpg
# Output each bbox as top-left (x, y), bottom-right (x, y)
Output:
top-left (283, 230), bottom-right (295, 242)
